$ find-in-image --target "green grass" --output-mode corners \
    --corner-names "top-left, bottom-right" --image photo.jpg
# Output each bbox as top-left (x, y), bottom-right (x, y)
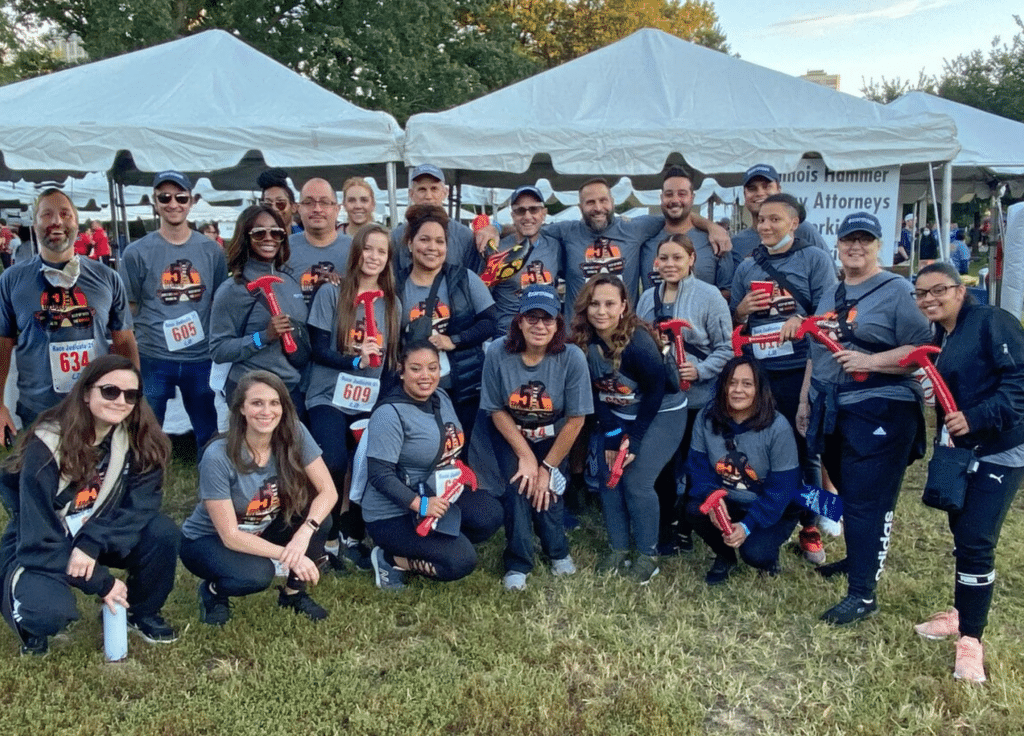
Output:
top-left (2, 432), bottom-right (1023, 735)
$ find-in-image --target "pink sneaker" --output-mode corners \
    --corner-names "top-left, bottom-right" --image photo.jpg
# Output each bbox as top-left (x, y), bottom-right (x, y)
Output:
top-left (954, 636), bottom-right (986, 683)
top-left (914, 609), bottom-right (959, 640)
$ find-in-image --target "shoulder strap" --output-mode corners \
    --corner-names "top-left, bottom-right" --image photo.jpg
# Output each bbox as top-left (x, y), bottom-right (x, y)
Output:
top-left (429, 394), bottom-right (448, 469)
top-left (752, 247), bottom-right (814, 315)
top-left (833, 274), bottom-right (904, 353)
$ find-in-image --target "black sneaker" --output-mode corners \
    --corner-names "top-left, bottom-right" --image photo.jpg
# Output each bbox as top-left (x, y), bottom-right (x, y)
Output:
top-left (198, 581), bottom-right (231, 626)
top-left (277, 588), bottom-right (328, 621)
top-left (676, 533), bottom-right (694, 553)
top-left (339, 535), bottom-right (373, 571)
top-left (128, 613), bottom-right (178, 643)
top-left (705, 556), bottom-right (737, 586)
top-left (815, 557), bottom-right (849, 579)
top-left (821, 595), bottom-right (878, 626)
top-left (20, 633), bottom-right (48, 657)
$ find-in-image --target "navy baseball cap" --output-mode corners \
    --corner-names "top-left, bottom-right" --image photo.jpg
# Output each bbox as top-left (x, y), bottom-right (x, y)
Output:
top-left (519, 285), bottom-right (560, 317)
top-left (510, 185), bottom-right (545, 206)
top-left (152, 170), bottom-right (193, 191)
top-left (409, 164), bottom-right (445, 185)
top-left (837, 212), bottom-right (883, 240)
top-left (743, 164), bottom-right (780, 187)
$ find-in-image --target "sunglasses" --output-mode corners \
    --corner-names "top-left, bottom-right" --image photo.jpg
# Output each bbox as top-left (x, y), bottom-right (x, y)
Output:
top-left (522, 313), bottom-right (556, 326)
top-left (96, 384), bottom-right (140, 404)
top-left (155, 192), bottom-right (191, 205)
top-left (249, 227), bottom-right (286, 243)
top-left (512, 205), bottom-right (545, 216)
top-left (261, 198), bottom-right (291, 212)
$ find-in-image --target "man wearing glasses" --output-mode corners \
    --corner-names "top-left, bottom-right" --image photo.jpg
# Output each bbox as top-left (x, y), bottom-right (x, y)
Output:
top-left (287, 177), bottom-right (352, 305)
top-left (486, 186), bottom-right (561, 337)
top-left (0, 188), bottom-right (137, 433)
top-left (119, 171), bottom-right (228, 452)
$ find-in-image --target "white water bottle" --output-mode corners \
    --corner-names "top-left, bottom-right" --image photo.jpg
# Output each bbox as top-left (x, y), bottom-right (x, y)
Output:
top-left (103, 603), bottom-right (128, 662)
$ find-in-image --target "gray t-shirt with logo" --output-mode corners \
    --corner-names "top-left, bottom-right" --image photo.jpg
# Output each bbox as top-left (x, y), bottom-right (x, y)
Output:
top-left (488, 232), bottom-right (562, 338)
top-left (287, 231), bottom-right (353, 306)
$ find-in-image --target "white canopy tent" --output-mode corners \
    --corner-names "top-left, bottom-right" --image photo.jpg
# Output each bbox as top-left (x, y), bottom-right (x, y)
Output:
top-left (404, 28), bottom-right (960, 192)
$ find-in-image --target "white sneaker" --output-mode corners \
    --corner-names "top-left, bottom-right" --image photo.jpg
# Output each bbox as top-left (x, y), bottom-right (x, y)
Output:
top-left (502, 571), bottom-right (527, 591)
top-left (551, 555), bottom-right (577, 576)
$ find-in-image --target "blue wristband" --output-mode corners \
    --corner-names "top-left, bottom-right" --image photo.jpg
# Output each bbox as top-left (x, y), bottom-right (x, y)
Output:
top-left (352, 355), bottom-right (361, 369)
top-left (419, 496), bottom-right (429, 516)
top-left (739, 522), bottom-right (750, 537)
top-left (252, 332), bottom-right (263, 349)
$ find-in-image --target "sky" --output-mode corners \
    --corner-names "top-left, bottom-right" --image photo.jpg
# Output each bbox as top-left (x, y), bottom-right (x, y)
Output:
top-left (713, 0), bottom-right (1019, 96)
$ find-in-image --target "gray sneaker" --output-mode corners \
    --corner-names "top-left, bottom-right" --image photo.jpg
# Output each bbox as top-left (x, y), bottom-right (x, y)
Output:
top-left (629, 554), bottom-right (660, 585)
top-left (371, 547), bottom-right (406, 591)
top-left (551, 555), bottom-right (577, 576)
top-left (502, 571), bottom-right (528, 591)
top-left (595, 549), bottom-right (630, 575)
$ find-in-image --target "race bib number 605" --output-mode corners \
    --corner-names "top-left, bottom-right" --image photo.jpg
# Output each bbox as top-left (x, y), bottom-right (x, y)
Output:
top-left (163, 311), bottom-right (205, 351)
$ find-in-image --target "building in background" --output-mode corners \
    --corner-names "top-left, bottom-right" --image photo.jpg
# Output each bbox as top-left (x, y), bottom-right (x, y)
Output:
top-left (801, 69), bottom-right (840, 91)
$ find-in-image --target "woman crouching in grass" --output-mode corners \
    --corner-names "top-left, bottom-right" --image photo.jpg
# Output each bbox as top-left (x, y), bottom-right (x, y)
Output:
top-left (179, 370), bottom-right (337, 625)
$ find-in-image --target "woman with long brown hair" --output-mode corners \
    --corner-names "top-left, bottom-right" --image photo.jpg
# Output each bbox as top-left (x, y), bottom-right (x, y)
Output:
top-left (306, 222), bottom-right (401, 567)
top-left (570, 274), bottom-right (686, 584)
top-left (1, 354), bottom-right (178, 655)
top-left (180, 370), bottom-right (338, 625)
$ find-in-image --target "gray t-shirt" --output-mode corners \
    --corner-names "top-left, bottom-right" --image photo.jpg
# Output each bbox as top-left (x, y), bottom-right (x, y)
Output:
top-left (0, 256), bottom-right (132, 414)
top-left (480, 338), bottom-right (593, 442)
top-left (362, 389), bottom-right (464, 523)
top-left (305, 283), bottom-right (397, 413)
top-left (399, 271), bottom-right (494, 333)
top-left (488, 232), bottom-right (562, 338)
top-left (287, 231), bottom-right (353, 306)
top-left (391, 220), bottom-right (478, 275)
top-left (809, 271), bottom-right (932, 405)
top-left (639, 226), bottom-right (734, 293)
top-left (732, 221), bottom-right (828, 265)
top-left (181, 424), bottom-right (321, 540)
top-left (119, 230), bottom-right (228, 362)
top-left (545, 214), bottom-right (665, 316)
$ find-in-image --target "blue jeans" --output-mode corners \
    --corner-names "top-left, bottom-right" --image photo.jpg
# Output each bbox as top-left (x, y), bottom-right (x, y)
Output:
top-left (140, 355), bottom-right (219, 451)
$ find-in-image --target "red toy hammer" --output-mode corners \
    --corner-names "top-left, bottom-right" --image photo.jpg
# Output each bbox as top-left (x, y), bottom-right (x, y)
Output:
top-left (794, 316), bottom-right (868, 381)
top-left (416, 459), bottom-right (479, 537)
top-left (247, 275), bottom-right (296, 354)
top-left (658, 318), bottom-right (693, 391)
top-left (731, 325), bottom-right (782, 356)
top-left (607, 436), bottom-right (630, 489)
top-left (899, 345), bottom-right (957, 414)
top-left (699, 488), bottom-right (734, 536)
top-left (354, 290), bottom-right (384, 367)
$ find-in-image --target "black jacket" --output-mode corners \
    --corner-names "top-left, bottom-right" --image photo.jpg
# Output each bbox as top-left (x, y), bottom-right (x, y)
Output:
top-left (933, 301), bottom-right (1024, 455)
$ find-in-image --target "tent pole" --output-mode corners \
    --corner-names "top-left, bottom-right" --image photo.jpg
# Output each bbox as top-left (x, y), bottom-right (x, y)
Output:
top-left (386, 162), bottom-right (398, 228)
top-left (941, 162), bottom-right (953, 262)
top-left (927, 164), bottom-right (942, 262)
top-left (106, 171), bottom-right (119, 259)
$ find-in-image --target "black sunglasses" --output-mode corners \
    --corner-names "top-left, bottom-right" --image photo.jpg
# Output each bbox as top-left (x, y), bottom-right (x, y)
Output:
top-left (155, 192), bottom-right (191, 205)
top-left (96, 384), bottom-right (140, 404)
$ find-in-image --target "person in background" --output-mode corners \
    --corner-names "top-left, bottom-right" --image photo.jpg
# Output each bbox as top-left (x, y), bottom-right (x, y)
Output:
top-left (73, 227), bottom-right (93, 257)
top-left (180, 370), bottom-right (337, 624)
top-left (1, 355), bottom-right (178, 655)
top-left (950, 232), bottom-right (971, 275)
top-left (89, 220), bottom-right (112, 265)
top-left (258, 168), bottom-right (302, 234)
top-left (339, 177), bottom-right (376, 236)
top-left (911, 263), bottom-right (1024, 683)
top-left (1, 218), bottom-right (15, 269)
top-left (199, 222), bottom-right (224, 249)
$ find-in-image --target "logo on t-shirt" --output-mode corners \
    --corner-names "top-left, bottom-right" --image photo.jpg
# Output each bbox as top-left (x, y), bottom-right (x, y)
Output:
top-left (440, 422), bottom-right (464, 466)
top-left (72, 475), bottom-right (102, 513)
top-left (752, 281), bottom-right (796, 318)
top-left (35, 285), bottom-right (95, 331)
top-left (240, 478), bottom-right (280, 528)
top-left (507, 380), bottom-right (554, 425)
top-left (580, 237), bottom-right (624, 277)
top-left (715, 450), bottom-right (759, 491)
top-left (301, 262), bottom-right (336, 302)
top-left (409, 301), bottom-right (451, 335)
top-left (348, 317), bottom-right (383, 354)
top-left (594, 373), bottom-right (635, 406)
top-left (519, 260), bottom-right (552, 289)
top-left (157, 259), bottom-right (205, 305)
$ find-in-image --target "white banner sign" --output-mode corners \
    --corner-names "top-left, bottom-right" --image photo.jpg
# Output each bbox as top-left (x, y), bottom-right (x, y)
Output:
top-left (778, 159), bottom-right (900, 267)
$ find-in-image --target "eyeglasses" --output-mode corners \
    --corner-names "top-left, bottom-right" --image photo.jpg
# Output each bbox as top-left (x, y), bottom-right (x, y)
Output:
top-left (261, 198), bottom-right (291, 212)
top-left (155, 192), bottom-right (191, 205)
top-left (300, 198), bottom-right (338, 209)
top-left (96, 384), bottom-right (140, 404)
top-left (522, 313), bottom-right (556, 326)
top-left (512, 205), bottom-right (545, 217)
top-left (249, 227), bottom-right (286, 243)
top-left (838, 234), bottom-right (878, 245)
top-left (913, 283), bottom-right (961, 300)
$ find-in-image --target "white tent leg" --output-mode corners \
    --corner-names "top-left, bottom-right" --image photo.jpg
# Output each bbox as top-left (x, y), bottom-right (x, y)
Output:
top-left (386, 162), bottom-right (398, 229)
top-left (941, 162), bottom-right (953, 263)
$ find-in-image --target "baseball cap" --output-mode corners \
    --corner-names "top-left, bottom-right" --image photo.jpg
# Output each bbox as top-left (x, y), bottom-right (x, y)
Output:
top-left (519, 285), bottom-right (560, 317)
top-left (743, 164), bottom-right (780, 187)
top-left (408, 164), bottom-right (445, 185)
top-left (152, 170), bottom-right (193, 191)
top-left (837, 212), bottom-right (883, 240)
top-left (510, 185), bottom-right (545, 206)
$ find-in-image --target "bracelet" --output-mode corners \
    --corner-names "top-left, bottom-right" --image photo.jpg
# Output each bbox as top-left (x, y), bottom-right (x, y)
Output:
top-left (419, 496), bottom-right (429, 516)
top-left (542, 460), bottom-right (557, 472)
top-left (252, 331), bottom-right (263, 349)
top-left (305, 518), bottom-right (320, 531)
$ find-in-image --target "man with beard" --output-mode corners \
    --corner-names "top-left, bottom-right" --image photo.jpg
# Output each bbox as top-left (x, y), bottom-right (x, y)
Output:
top-left (639, 167), bottom-right (734, 299)
top-left (731, 164), bottom-right (828, 267)
top-left (0, 189), bottom-right (136, 433)
top-left (120, 171), bottom-right (227, 452)
top-left (287, 177), bottom-right (352, 306)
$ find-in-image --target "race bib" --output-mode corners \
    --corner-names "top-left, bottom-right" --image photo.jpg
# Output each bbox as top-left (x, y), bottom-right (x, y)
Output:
top-left (433, 465), bottom-right (463, 499)
top-left (64, 508), bottom-right (91, 536)
top-left (751, 322), bottom-right (794, 360)
top-left (332, 373), bottom-right (381, 413)
top-left (521, 423), bottom-right (556, 442)
top-left (48, 339), bottom-right (95, 393)
top-left (163, 311), bottom-right (205, 352)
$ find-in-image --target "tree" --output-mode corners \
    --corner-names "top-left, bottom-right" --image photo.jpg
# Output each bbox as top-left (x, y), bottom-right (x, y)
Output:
top-left (859, 71), bottom-right (936, 104)
top-left (503, 0), bottom-right (728, 68)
